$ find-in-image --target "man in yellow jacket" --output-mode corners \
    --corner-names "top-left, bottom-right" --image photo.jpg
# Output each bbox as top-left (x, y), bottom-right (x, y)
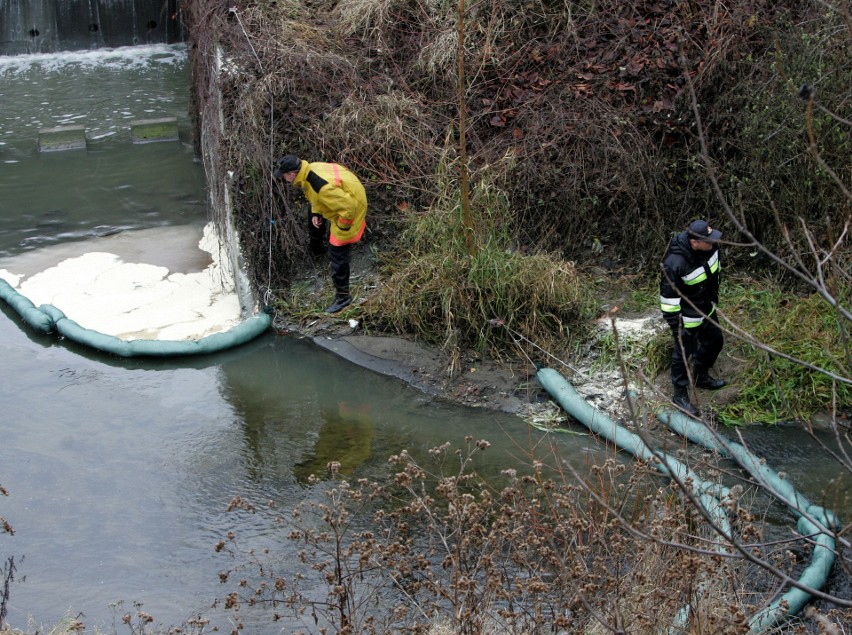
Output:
top-left (273, 154), bottom-right (368, 313)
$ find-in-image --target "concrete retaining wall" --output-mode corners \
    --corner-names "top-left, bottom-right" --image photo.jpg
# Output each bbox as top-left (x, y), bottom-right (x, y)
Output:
top-left (1, 0), bottom-right (186, 55)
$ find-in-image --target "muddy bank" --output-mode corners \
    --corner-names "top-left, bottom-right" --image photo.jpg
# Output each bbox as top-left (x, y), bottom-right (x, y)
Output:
top-left (267, 241), bottom-right (747, 426)
top-left (273, 322), bottom-right (545, 416)
top-left (272, 247), bottom-right (563, 417)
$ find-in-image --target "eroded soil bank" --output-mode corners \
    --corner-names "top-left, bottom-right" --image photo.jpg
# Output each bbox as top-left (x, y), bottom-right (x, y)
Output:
top-left (268, 241), bottom-right (745, 426)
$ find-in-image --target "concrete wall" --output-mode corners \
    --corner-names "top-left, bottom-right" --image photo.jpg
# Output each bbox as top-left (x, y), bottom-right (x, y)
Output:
top-left (198, 45), bottom-right (259, 318)
top-left (1, 0), bottom-right (186, 55)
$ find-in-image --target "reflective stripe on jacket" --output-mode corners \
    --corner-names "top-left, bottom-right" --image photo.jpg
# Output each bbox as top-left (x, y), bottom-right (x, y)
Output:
top-left (293, 160), bottom-right (368, 246)
top-left (659, 231), bottom-right (721, 328)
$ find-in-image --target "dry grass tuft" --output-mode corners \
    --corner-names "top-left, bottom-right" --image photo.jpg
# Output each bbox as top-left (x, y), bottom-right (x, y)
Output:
top-left (363, 166), bottom-right (597, 354)
top-left (415, 26), bottom-right (457, 81)
top-left (334, 0), bottom-right (400, 43)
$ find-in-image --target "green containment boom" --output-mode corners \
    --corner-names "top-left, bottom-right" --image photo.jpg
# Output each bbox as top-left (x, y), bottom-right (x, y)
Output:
top-left (1, 278), bottom-right (272, 357)
top-left (536, 367), bottom-right (732, 633)
top-left (536, 368), bottom-right (733, 540)
top-left (534, 366), bottom-right (840, 634)
top-left (657, 407), bottom-right (839, 632)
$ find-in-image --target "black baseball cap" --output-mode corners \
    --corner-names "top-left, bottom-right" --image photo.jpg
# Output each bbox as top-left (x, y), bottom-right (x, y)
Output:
top-left (273, 154), bottom-right (301, 178)
top-left (688, 219), bottom-right (722, 242)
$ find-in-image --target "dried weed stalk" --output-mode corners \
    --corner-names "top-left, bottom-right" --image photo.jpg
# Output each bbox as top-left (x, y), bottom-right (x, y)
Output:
top-left (214, 438), bottom-right (796, 634)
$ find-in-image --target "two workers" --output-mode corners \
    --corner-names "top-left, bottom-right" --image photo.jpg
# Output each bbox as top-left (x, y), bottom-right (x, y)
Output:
top-left (272, 154), bottom-right (725, 415)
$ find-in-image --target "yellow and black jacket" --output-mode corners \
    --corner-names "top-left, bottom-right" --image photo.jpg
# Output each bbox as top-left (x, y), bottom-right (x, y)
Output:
top-left (292, 160), bottom-right (367, 246)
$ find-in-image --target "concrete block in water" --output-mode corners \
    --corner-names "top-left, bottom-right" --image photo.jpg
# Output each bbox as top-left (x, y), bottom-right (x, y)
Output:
top-left (38, 126), bottom-right (87, 152)
top-left (131, 117), bottom-right (179, 143)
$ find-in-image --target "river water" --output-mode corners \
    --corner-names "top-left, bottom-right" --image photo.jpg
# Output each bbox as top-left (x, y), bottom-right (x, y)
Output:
top-left (0, 44), bottom-right (588, 632)
top-left (0, 309), bottom-right (565, 632)
top-left (0, 45), bottom-right (848, 633)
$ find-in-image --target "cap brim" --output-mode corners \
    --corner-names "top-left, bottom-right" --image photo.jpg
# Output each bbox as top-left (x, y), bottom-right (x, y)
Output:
top-left (689, 229), bottom-right (723, 242)
top-left (272, 168), bottom-right (284, 179)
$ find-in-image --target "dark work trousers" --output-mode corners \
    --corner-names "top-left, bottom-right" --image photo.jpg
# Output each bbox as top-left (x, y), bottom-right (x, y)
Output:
top-left (329, 243), bottom-right (351, 297)
top-left (309, 212), bottom-right (351, 297)
top-left (670, 317), bottom-right (724, 387)
top-left (308, 212), bottom-right (326, 256)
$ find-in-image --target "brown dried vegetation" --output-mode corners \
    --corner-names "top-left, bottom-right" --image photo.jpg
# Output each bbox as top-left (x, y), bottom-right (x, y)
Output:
top-left (185, 0), bottom-right (849, 294)
top-left (215, 438), bottom-right (850, 633)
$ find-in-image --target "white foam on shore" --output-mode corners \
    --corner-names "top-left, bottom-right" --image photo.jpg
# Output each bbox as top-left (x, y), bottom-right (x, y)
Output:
top-left (0, 223), bottom-right (242, 341)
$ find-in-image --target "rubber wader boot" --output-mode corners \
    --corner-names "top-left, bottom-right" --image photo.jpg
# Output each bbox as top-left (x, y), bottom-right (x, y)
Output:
top-left (325, 291), bottom-right (352, 314)
top-left (672, 385), bottom-right (698, 417)
top-left (695, 373), bottom-right (726, 390)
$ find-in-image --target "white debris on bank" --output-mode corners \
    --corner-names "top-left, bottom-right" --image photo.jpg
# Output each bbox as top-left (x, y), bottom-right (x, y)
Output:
top-left (598, 314), bottom-right (662, 339)
top-left (0, 223), bottom-right (242, 341)
top-left (568, 313), bottom-right (665, 417)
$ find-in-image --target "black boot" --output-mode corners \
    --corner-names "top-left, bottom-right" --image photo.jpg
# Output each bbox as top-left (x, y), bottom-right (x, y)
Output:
top-left (325, 291), bottom-right (351, 314)
top-left (695, 372), bottom-right (726, 390)
top-left (672, 385), bottom-right (698, 417)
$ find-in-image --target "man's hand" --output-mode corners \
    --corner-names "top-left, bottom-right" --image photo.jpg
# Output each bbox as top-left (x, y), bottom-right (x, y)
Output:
top-left (311, 214), bottom-right (323, 228)
top-left (664, 314), bottom-right (681, 331)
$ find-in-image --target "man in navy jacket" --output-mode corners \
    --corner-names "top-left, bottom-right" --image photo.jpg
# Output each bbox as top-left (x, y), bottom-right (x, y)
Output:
top-left (660, 219), bottom-right (727, 416)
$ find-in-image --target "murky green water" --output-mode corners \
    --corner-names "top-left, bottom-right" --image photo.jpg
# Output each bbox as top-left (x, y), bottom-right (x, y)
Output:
top-left (0, 312), bottom-right (565, 631)
top-left (0, 44), bottom-right (587, 632)
top-left (0, 45), bottom-right (203, 256)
